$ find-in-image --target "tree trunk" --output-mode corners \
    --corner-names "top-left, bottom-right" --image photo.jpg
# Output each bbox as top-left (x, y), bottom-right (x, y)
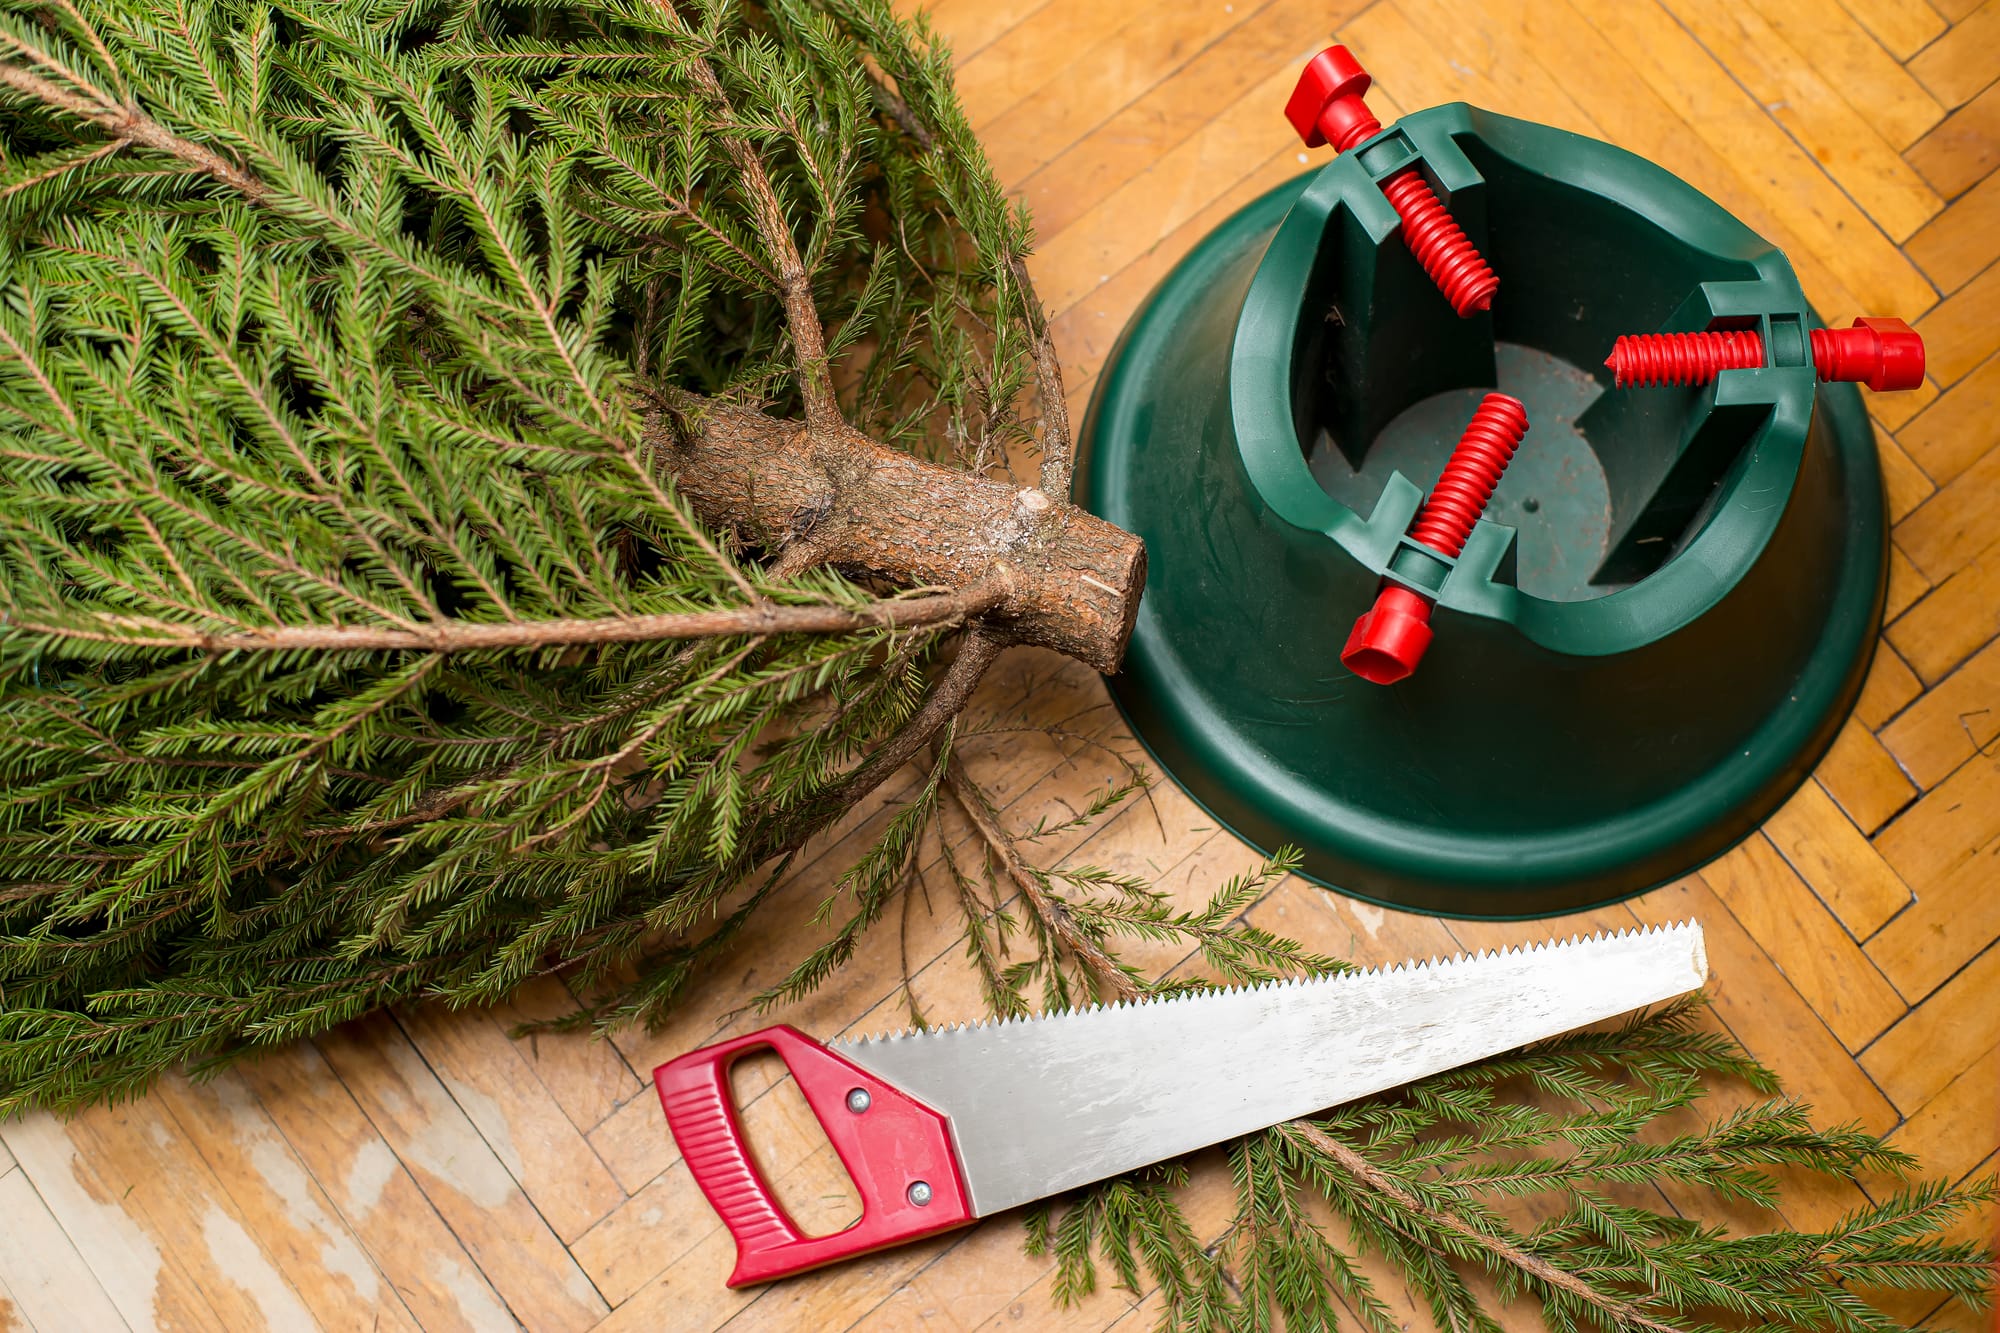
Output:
top-left (656, 399), bottom-right (1146, 674)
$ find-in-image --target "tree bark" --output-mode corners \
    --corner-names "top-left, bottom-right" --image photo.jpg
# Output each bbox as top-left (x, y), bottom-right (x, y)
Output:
top-left (655, 398), bottom-right (1146, 674)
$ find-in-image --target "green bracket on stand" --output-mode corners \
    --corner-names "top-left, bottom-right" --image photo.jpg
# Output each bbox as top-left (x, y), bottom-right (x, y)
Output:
top-left (1076, 103), bottom-right (1887, 919)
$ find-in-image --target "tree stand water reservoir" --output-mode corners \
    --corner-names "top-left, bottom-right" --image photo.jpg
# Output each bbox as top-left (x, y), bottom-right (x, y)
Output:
top-left (1076, 104), bottom-right (1893, 918)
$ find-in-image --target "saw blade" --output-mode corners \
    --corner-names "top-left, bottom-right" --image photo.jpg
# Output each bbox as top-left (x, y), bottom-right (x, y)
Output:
top-left (833, 922), bottom-right (1705, 1216)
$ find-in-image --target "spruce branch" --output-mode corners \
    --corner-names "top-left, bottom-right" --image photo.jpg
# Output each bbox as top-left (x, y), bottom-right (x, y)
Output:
top-left (814, 0), bottom-right (1073, 492)
top-left (0, 54), bottom-right (265, 199)
top-left (822, 625), bottom-right (1005, 812)
top-left (5, 572), bottom-right (1012, 653)
top-left (645, 0), bottom-right (842, 435)
top-left (940, 745), bottom-right (1143, 1002)
top-left (1281, 1118), bottom-right (1685, 1333)
top-left (856, 62), bottom-right (936, 152)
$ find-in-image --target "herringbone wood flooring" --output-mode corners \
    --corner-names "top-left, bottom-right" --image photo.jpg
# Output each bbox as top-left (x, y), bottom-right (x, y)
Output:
top-left (2, 2), bottom-right (1996, 1329)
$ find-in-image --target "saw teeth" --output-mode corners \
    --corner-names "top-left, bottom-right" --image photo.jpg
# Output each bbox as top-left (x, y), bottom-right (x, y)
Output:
top-left (831, 921), bottom-right (1703, 1050)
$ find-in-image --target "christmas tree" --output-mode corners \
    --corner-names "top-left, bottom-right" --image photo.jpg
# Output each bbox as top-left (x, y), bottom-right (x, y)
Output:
top-left (0, 0), bottom-right (1165, 1107)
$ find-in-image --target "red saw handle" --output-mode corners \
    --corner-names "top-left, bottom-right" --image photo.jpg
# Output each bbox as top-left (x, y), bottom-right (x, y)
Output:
top-left (654, 1024), bottom-right (974, 1286)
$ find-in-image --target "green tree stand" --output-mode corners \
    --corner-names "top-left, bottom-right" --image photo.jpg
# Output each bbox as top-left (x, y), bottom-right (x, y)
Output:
top-left (1075, 104), bottom-right (1887, 918)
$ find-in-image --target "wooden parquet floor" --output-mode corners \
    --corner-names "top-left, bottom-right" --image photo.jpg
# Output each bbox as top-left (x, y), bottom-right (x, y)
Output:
top-left (3, 2), bottom-right (1998, 1329)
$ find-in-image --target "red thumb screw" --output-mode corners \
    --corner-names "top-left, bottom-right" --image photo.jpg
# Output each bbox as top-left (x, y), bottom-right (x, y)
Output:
top-left (1810, 317), bottom-right (1926, 391)
top-left (1342, 393), bottom-right (1529, 686)
top-left (1605, 317), bottom-right (1925, 392)
top-left (1285, 45), bottom-right (1499, 318)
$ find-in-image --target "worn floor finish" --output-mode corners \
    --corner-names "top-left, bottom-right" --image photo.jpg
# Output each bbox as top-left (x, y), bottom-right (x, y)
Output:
top-left (3, 1), bottom-right (1998, 1329)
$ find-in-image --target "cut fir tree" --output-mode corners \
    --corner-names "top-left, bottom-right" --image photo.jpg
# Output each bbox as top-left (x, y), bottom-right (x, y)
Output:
top-left (0, 0), bottom-right (1164, 1100)
top-left (0, 2), bottom-right (1989, 1330)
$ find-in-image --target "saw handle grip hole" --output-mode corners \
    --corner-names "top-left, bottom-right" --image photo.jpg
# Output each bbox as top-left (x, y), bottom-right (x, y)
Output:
top-left (727, 1050), bottom-right (862, 1239)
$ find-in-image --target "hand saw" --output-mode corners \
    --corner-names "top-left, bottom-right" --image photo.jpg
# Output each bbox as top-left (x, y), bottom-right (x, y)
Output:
top-left (655, 921), bottom-right (1706, 1286)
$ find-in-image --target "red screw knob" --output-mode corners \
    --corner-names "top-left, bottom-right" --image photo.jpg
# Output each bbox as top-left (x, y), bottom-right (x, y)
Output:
top-left (1605, 318), bottom-right (1925, 391)
top-left (1285, 46), bottom-right (1498, 318)
top-left (1811, 317), bottom-right (1926, 392)
top-left (1284, 45), bottom-right (1383, 152)
top-left (1341, 393), bottom-right (1529, 686)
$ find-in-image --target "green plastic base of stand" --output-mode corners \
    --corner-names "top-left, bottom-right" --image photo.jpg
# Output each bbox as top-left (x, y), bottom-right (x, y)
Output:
top-left (1075, 105), bottom-right (1887, 920)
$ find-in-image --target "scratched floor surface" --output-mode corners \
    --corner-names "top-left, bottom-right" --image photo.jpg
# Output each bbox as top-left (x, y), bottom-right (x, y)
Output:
top-left (2, 0), bottom-right (1997, 1329)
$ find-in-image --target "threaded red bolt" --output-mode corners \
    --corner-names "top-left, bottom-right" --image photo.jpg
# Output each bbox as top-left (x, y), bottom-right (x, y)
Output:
top-left (1285, 45), bottom-right (1498, 318)
top-left (1342, 393), bottom-right (1529, 686)
top-left (1604, 329), bottom-right (1763, 387)
top-left (1605, 317), bottom-right (1925, 392)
